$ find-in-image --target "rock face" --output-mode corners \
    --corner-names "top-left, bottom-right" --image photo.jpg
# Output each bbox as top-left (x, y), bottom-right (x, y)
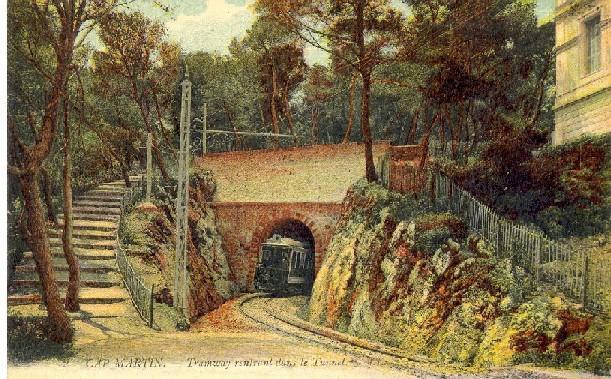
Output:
top-left (308, 181), bottom-right (605, 369)
top-left (126, 169), bottom-right (238, 322)
top-left (183, 169), bottom-right (238, 318)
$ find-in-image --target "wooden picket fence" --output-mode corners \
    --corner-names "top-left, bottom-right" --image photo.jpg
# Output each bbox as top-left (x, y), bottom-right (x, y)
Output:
top-left (431, 170), bottom-right (610, 312)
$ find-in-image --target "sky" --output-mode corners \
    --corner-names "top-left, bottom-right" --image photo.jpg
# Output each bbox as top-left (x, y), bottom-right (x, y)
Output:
top-left (136, 0), bottom-right (556, 66)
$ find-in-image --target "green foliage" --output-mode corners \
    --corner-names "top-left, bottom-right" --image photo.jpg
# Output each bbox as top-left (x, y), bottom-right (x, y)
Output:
top-left (7, 316), bottom-right (74, 363)
top-left (443, 133), bottom-right (611, 238)
top-left (508, 295), bottom-right (609, 374)
top-left (413, 227), bottom-right (453, 255)
top-left (579, 315), bottom-right (611, 374)
top-left (7, 196), bottom-right (26, 283)
top-left (121, 212), bottom-right (156, 248)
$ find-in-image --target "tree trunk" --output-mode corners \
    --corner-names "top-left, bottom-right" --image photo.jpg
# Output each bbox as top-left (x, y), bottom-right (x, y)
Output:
top-left (222, 100), bottom-right (241, 151)
top-left (270, 64), bottom-right (280, 147)
top-left (20, 174), bottom-right (73, 342)
top-left (528, 50), bottom-right (553, 130)
top-left (151, 90), bottom-right (178, 161)
top-left (259, 101), bottom-right (266, 132)
top-left (152, 142), bottom-right (170, 180)
top-left (121, 140), bottom-right (131, 187)
top-left (342, 73), bottom-right (358, 144)
top-left (62, 97), bottom-right (80, 312)
top-left (356, 0), bottom-right (377, 182)
top-left (360, 71), bottom-right (377, 182)
top-left (121, 160), bottom-right (131, 187)
top-left (6, 0), bottom-right (91, 344)
top-left (40, 167), bottom-right (56, 224)
top-left (405, 109), bottom-right (420, 145)
top-left (135, 96), bottom-right (170, 181)
top-left (311, 106), bottom-right (319, 144)
top-left (282, 89), bottom-right (298, 146)
top-left (450, 105), bottom-right (463, 160)
top-left (439, 113), bottom-right (446, 150)
top-left (418, 111), bottom-right (441, 170)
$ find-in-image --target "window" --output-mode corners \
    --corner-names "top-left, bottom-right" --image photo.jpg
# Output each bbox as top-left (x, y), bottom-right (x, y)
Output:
top-left (585, 15), bottom-right (601, 74)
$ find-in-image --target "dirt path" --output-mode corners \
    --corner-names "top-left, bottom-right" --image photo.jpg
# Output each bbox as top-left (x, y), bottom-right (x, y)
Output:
top-left (9, 297), bottom-right (413, 379)
top-left (8, 296), bottom-right (604, 379)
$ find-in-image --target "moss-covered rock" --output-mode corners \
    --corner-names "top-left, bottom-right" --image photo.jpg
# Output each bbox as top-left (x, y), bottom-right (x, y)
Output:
top-left (308, 180), bottom-right (609, 373)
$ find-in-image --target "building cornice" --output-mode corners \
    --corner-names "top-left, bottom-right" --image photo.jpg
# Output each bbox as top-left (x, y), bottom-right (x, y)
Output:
top-left (555, 36), bottom-right (579, 53)
top-left (554, 85), bottom-right (611, 110)
top-left (555, 0), bottom-right (595, 20)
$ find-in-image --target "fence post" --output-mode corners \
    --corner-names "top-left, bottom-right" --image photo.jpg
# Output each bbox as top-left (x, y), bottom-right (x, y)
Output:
top-left (149, 285), bottom-right (155, 328)
top-left (429, 170), bottom-right (437, 204)
top-left (582, 254), bottom-right (589, 308)
top-left (535, 234), bottom-right (541, 288)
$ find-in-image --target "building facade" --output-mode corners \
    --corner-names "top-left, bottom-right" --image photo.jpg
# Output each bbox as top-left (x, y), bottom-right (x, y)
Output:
top-left (553, 0), bottom-right (611, 145)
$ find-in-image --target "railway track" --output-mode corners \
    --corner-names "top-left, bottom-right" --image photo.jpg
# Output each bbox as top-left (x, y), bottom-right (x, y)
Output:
top-left (238, 293), bottom-right (439, 377)
top-left (237, 293), bottom-right (576, 379)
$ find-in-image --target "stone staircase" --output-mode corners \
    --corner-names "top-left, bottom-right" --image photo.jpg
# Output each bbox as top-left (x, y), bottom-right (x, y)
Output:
top-left (8, 176), bottom-right (141, 318)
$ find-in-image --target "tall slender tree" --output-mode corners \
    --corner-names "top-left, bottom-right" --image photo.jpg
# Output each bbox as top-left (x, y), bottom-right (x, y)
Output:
top-left (256, 0), bottom-right (405, 181)
top-left (8, 0), bottom-right (122, 342)
top-left (95, 11), bottom-right (179, 180)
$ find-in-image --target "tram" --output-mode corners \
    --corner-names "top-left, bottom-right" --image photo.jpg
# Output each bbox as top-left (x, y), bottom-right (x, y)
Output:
top-left (253, 234), bottom-right (314, 295)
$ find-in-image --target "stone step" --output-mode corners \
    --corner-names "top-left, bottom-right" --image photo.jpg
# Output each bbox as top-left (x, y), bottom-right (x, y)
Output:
top-left (13, 269), bottom-right (120, 283)
top-left (8, 302), bottom-right (134, 319)
top-left (23, 248), bottom-right (115, 261)
top-left (101, 183), bottom-right (139, 190)
top-left (48, 228), bottom-right (115, 241)
top-left (15, 260), bottom-right (117, 274)
top-left (100, 177), bottom-right (140, 188)
top-left (9, 302), bottom-right (137, 319)
top-left (104, 181), bottom-right (132, 186)
top-left (10, 279), bottom-right (121, 289)
top-left (8, 287), bottom-right (130, 305)
top-left (56, 219), bottom-right (117, 232)
top-left (76, 195), bottom-right (125, 204)
top-left (83, 190), bottom-right (124, 198)
top-left (72, 206), bottom-right (122, 216)
top-left (8, 176), bottom-right (144, 316)
top-left (61, 213), bottom-right (120, 222)
top-left (49, 237), bottom-right (115, 250)
top-left (73, 200), bottom-right (121, 209)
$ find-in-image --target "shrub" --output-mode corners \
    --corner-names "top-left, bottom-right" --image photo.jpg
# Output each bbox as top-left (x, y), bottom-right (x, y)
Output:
top-left (440, 133), bottom-right (611, 238)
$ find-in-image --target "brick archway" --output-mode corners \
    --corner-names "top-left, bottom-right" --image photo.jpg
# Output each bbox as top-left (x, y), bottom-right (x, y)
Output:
top-left (211, 202), bottom-right (341, 291)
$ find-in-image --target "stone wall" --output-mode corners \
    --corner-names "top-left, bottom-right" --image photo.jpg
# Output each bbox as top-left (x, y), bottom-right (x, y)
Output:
top-left (211, 202), bottom-right (343, 290)
top-left (555, 88), bottom-right (611, 143)
top-left (553, 0), bottom-right (611, 145)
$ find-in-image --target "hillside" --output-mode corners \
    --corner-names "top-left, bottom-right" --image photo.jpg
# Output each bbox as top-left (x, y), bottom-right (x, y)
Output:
top-left (307, 181), bottom-right (610, 372)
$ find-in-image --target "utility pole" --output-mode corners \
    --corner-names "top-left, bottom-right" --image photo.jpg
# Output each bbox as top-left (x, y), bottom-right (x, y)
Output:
top-left (146, 132), bottom-right (152, 201)
top-left (202, 102), bottom-right (207, 156)
top-left (175, 68), bottom-right (191, 322)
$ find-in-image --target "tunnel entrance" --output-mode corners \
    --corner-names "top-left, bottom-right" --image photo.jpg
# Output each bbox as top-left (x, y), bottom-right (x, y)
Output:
top-left (269, 220), bottom-right (315, 253)
top-left (261, 219), bottom-right (316, 294)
